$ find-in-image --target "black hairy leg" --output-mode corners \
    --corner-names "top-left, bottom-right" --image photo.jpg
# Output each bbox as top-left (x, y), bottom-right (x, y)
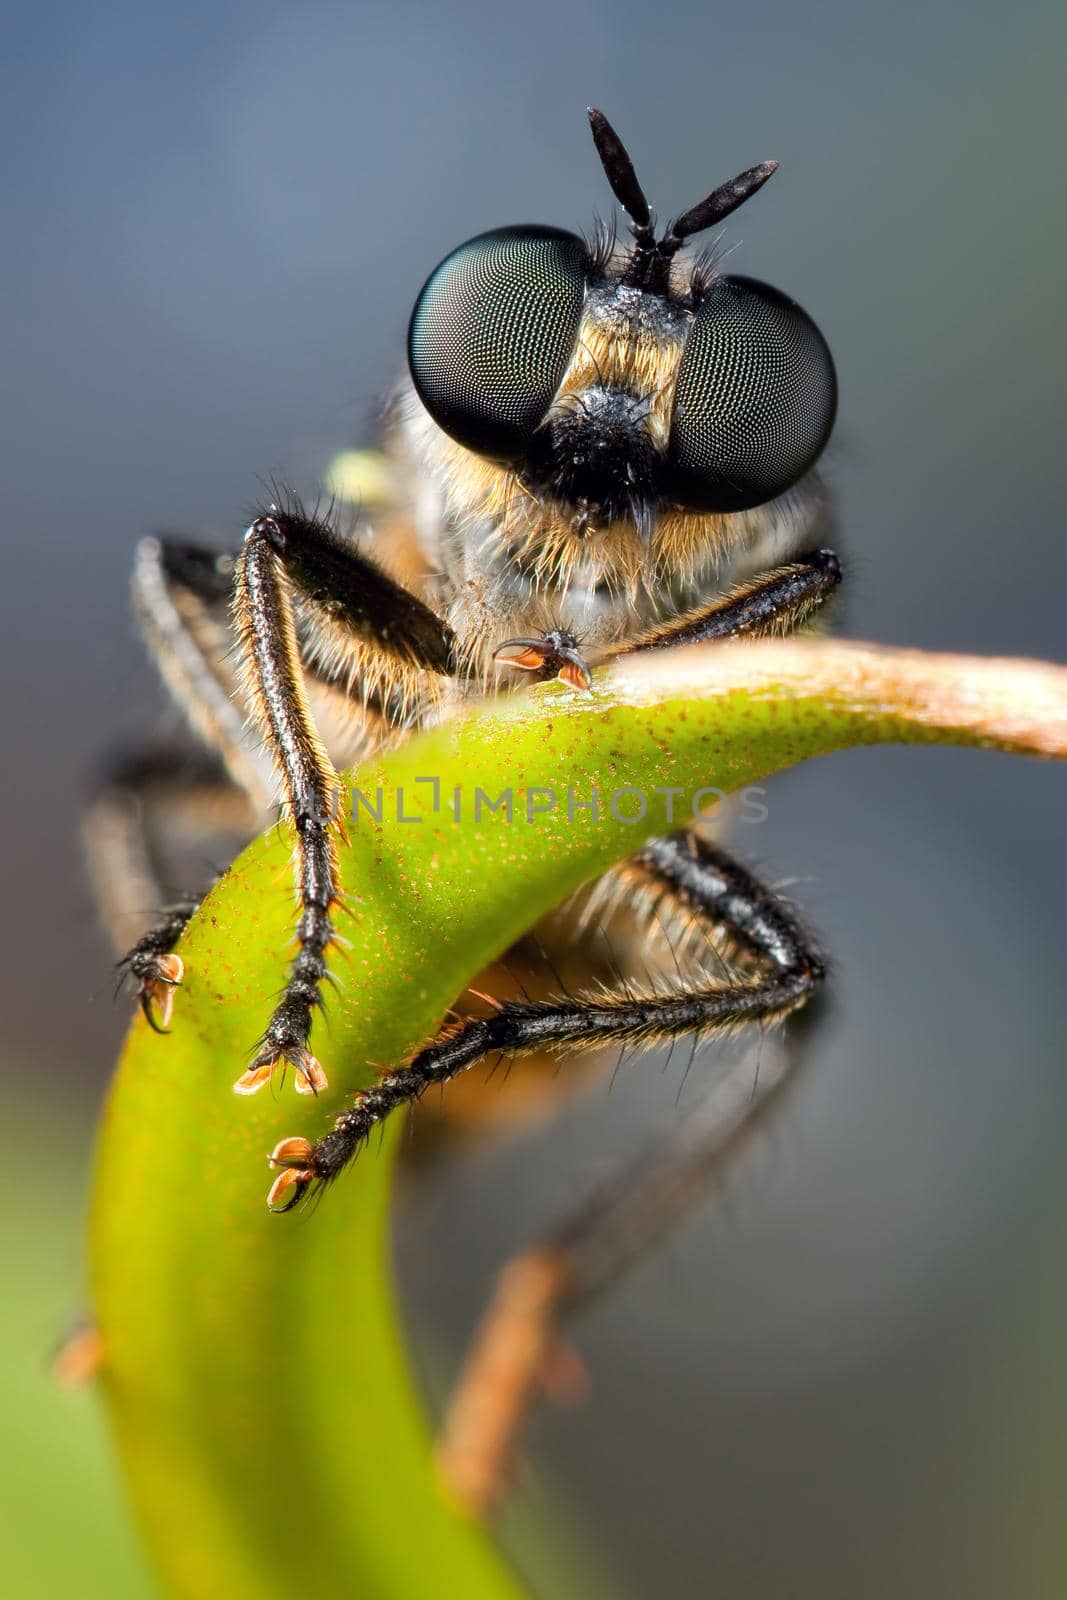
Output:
top-left (266, 832), bottom-right (825, 1209)
top-left (232, 505), bottom-right (457, 1097)
top-left (491, 553), bottom-right (840, 691)
top-left (135, 529), bottom-right (414, 774)
top-left (83, 749), bottom-right (245, 1031)
top-left (130, 536), bottom-right (276, 808)
top-left (615, 547), bottom-right (842, 655)
top-left (117, 901), bottom-right (197, 1033)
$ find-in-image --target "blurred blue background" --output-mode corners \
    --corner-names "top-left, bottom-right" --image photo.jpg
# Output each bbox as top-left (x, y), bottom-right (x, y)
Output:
top-left (2, 1), bottom-right (1065, 1595)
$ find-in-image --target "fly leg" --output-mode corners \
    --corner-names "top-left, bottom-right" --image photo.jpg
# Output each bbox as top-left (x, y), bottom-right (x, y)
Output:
top-left (492, 549), bottom-right (842, 691)
top-left (267, 833), bottom-right (824, 1213)
top-left (83, 748), bottom-right (251, 1030)
top-left (436, 1017), bottom-right (810, 1513)
top-left (615, 548), bottom-right (842, 655)
top-left (230, 501), bottom-right (456, 1096)
top-left (268, 834), bottom-right (824, 1503)
top-left (87, 533), bottom-right (274, 1030)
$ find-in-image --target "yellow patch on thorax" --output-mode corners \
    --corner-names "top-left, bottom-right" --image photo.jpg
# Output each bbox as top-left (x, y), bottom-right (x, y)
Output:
top-left (552, 303), bottom-right (686, 453)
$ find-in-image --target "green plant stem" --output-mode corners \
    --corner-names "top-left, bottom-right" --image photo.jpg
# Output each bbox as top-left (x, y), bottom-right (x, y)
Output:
top-left (90, 639), bottom-right (1067, 1600)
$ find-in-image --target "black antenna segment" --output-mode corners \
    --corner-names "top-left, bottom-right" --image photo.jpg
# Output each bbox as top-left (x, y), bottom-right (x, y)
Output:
top-left (586, 107), bottom-right (778, 293)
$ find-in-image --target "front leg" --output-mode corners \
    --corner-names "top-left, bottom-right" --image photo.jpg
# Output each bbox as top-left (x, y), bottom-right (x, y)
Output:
top-left (618, 546), bottom-right (841, 654)
top-left (232, 504), bottom-right (457, 1096)
top-left (492, 550), bottom-right (841, 691)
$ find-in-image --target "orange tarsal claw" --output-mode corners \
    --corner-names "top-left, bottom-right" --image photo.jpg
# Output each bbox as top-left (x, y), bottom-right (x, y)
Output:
top-left (293, 1051), bottom-right (328, 1095)
top-left (233, 1063), bottom-right (273, 1096)
top-left (492, 644), bottom-right (549, 671)
top-left (53, 1325), bottom-right (105, 1387)
top-left (266, 1136), bottom-right (315, 1212)
top-left (233, 1049), bottom-right (327, 1097)
top-left (491, 629), bottom-right (592, 691)
top-left (141, 953), bottom-right (184, 1031)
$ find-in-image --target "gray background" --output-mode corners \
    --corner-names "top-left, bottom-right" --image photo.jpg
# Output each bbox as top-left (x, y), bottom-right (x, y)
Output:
top-left (3, 1), bottom-right (1066, 1595)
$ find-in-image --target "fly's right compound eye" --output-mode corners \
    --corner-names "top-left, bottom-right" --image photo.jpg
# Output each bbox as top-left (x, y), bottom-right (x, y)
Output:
top-left (408, 225), bottom-right (588, 460)
top-left (666, 276), bottom-right (837, 513)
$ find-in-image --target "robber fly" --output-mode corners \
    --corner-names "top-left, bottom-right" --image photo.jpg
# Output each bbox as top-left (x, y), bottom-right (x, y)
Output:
top-left (87, 110), bottom-right (840, 1508)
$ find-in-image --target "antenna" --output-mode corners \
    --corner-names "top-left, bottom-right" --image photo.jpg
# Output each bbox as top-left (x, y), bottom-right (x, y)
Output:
top-left (586, 107), bottom-right (779, 292)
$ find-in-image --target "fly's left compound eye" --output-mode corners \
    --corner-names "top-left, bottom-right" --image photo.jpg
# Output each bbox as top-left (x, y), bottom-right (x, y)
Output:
top-left (407, 225), bottom-right (588, 460)
top-left (667, 276), bottom-right (836, 513)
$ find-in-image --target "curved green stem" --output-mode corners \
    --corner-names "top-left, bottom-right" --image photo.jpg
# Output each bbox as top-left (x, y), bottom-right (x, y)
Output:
top-left (90, 639), bottom-right (1067, 1599)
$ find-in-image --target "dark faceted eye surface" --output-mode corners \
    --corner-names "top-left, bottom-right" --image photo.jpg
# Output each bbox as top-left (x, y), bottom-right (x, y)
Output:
top-left (668, 276), bottom-right (836, 512)
top-left (408, 225), bottom-right (588, 460)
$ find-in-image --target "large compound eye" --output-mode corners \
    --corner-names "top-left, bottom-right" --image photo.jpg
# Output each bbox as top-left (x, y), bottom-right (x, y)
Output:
top-left (667, 276), bottom-right (836, 512)
top-left (407, 225), bottom-right (588, 460)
